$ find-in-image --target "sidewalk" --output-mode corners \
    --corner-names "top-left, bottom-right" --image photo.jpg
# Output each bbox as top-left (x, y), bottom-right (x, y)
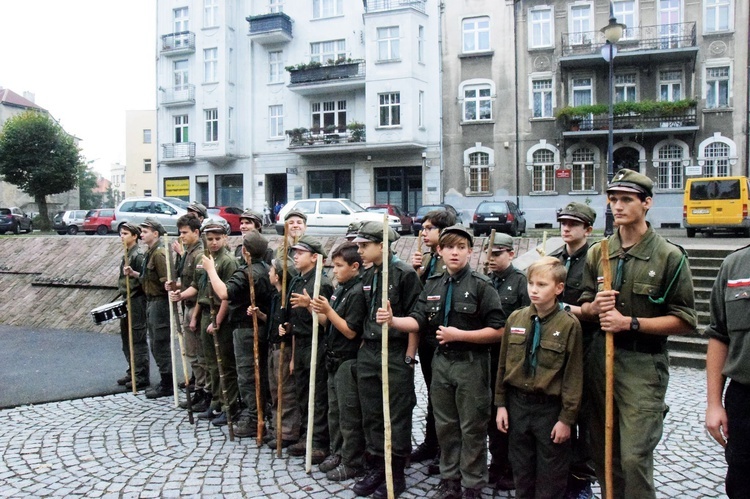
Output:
top-left (0, 366), bottom-right (727, 498)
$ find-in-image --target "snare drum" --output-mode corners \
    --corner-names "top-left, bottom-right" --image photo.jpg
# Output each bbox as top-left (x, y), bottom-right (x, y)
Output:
top-left (91, 300), bottom-right (128, 325)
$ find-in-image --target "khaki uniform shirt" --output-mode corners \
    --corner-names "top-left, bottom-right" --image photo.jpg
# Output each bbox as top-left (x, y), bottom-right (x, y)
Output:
top-left (119, 244), bottom-right (145, 299)
top-left (141, 241), bottom-right (168, 298)
top-left (194, 246), bottom-right (238, 309)
top-left (418, 251), bottom-right (445, 285)
top-left (179, 241), bottom-right (203, 306)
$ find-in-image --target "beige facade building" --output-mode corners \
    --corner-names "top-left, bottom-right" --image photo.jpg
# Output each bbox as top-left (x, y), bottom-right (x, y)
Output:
top-left (124, 110), bottom-right (158, 199)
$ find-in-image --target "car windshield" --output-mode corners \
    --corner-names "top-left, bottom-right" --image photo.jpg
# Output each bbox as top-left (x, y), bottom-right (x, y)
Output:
top-left (164, 197), bottom-right (190, 209)
top-left (367, 207), bottom-right (387, 213)
top-left (341, 199), bottom-right (366, 213)
top-left (85, 210), bottom-right (96, 217)
top-left (416, 205), bottom-right (441, 217)
top-left (0, 209), bottom-right (10, 215)
top-left (480, 203), bottom-right (508, 213)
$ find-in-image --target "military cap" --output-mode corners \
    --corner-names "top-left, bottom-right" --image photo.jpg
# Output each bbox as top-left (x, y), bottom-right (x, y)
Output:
top-left (345, 221), bottom-right (362, 240)
top-left (139, 217), bottom-right (165, 235)
top-left (187, 201), bottom-right (208, 219)
top-left (202, 218), bottom-right (230, 235)
top-left (438, 224), bottom-right (474, 247)
top-left (284, 209), bottom-right (307, 222)
top-left (272, 257), bottom-right (298, 279)
top-left (490, 232), bottom-right (514, 252)
top-left (291, 235), bottom-right (327, 258)
top-left (607, 168), bottom-right (653, 198)
top-left (352, 221), bottom-right (400, 244)
top-left (557, 202), bottom-right (596, 226)
top-left (242, 229), bottom-right (268, 260)
top-left (240, 209), bottom-right (263, 228)
top-left (119, 222), bottom-right (141, 237)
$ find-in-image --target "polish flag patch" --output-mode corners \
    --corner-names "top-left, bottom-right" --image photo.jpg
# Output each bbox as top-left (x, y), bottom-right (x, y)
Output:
top-left (727, 278), bottom-right (750, 288)
top-left (427, 295), bottom-right (441, 301)
top-left (510, 327), bottom-right (526, 335)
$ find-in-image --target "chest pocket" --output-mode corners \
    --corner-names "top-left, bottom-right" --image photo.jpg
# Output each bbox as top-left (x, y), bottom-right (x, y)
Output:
top-left (427, 302), bottom-right (442, 327)
top-left (725, 285), bottom-right (750, 333)
top-left (506, 333), bottom-right (527, 366)
top-left (538, 339), bottom-right (566, 370)
top-left (632, 281), bottom-right (662, 300)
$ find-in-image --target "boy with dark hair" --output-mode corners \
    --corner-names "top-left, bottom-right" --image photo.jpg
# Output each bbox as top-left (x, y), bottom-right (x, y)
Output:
top-left (496, 256), bottom-right (583, 499)
top-left (311, 242), bottom-right (367, 479)
top-left (388, 225), bottom-right (503, 498)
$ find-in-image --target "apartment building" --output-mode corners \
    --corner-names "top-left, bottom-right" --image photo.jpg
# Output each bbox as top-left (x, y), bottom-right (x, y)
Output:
top-left (124, 110), bottom-right (158, 200)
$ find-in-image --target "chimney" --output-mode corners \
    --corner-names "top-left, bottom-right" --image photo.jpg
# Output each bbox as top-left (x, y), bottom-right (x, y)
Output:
top-left (23, 91), bottom-right (35, 103)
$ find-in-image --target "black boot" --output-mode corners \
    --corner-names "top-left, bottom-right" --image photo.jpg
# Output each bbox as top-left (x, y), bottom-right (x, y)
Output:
top-left (353, 455), bottom-right (385, 497)
top-left (145, 373), bottom-right (174, 399)
top-left (373, 457), bottom-right (407, 499)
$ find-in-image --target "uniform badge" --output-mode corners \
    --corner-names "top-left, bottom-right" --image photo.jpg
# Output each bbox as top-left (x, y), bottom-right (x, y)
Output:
top-left (597, 276), bottom-right (604, 284)
top-left (553, 331), bottom-right (561, 337)
top-left (331, 294), bottom-right (337, 302)
top-left (727, 278), bottom-right (750, 288)
top-left (510, 327), bottom-right (525, 335)
top-left (648, 270), bottom-right (655, 277)
top-left (507, 285), bottom-right (512, 291)
top-left (427, 295), bottom-right (441, 301)
top-left (464, 291), bottom-right (470, 298)
top-left (363, 285), bottom-right (371, 291)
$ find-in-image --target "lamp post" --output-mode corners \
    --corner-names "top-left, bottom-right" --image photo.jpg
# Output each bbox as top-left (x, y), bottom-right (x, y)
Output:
top-left (601, 16), bottom-right (625, 236)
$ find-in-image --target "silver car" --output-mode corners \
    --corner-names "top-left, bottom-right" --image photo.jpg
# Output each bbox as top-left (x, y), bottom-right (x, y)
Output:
top-left (111, 196), bottom-right (226, 235)
top-left (274, 198), bottom-right (401, 235)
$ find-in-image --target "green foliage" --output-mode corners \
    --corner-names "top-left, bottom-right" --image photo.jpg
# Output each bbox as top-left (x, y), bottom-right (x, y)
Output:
top-left (285, 57), bottom-right (356, 72)
top-left (556, 99), bottom-right (698, 119)
top-left (78, 162), bottom-right (103, 210)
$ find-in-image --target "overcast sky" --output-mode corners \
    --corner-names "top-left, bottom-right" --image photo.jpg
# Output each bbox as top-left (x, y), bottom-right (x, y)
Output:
top-left (0, 0), bottom-right (156, 177)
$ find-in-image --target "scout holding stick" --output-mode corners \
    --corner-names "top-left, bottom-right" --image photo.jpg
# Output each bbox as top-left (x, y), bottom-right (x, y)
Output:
top-left (277, 221), bottom-right (290, 457)
top-left (304, 255), bottom-right (324, 473)
top-left (381, 214), bottom-right (394, 499)
top-left (245, 252), bottom-right (264, 445)
top-left (600, 239), bottom-right (613, 499)
top-left (483, 228), bottom-right (496, 275)
top-left (123, 239), bottom-right (137, 394)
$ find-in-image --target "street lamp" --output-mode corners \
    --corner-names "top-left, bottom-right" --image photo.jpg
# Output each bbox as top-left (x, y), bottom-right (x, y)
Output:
top-left (601, 16), bottom-right (626, 236)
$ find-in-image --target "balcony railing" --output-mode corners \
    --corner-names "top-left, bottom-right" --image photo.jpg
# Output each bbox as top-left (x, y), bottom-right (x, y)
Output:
top-left (160, 85), bottom-right (195, 107)
top-left (287, 128), bottom-right (366, 148)
top-left (562, 108), bottom-right (697, 133)
top-left (288, 61), bottom-right (365, 85)
top-left (364, 0), bottom-right (426, 14)
top-left (162, 142), bottom-right (196, 161)
top-left (562, 22), bottom-right (696, 57)
top-left (246, 12), bottom-right (293, 44)
top-left (161, 31), bottom-right (196, 54)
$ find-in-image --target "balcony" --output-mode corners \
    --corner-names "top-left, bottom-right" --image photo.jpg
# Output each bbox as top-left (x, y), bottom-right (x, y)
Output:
top-left (286, 125), bottom-right (368, 155)
top-left (287, 60), bottom-right (365, 95)
top-left (159, 85), bottom-right (195, 107)
top-left (560, 102), bottom-right (698, 138)
top-left (161, 142), bottom-right (196, 163)
top-left (560, 22), bottom-right (697, 68)
top-left (364, 0), bottom-right (426, 14)
top-left (246, 12), bottom-right (292, 45)
top-left (160, 31), bottom-right (196, 56)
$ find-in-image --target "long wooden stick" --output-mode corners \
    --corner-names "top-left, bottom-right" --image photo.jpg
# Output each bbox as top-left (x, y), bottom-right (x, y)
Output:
top-left (483, 228), bottom-right (496, 275)
top-left (381, 214), bottom-right (394, 499)
top-left (246, 253), bottom-right (264, 445)
top-left (164, 234), bottom-right (179, 408)
top-left (305, 256), bottom-right (324, 474)
top-left (277, 221), bottom-right (290, 457)
top-left (600, 238), bottom-right (614, 499)
top-left (536, 230), bottom-right (548, 256)
top-left (123, 240), bottom-right (137, 394)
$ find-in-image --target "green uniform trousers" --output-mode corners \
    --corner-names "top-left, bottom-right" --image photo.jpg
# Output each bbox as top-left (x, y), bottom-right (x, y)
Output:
top-left (200, 313), bottom-right (238, 413)
top-left (233, 327), bottom-right (268, 425)
top-left (328, 359), bottom-right (366, 467)
top-left (293, 339), bottom-right (329, 449)
top-left (182, 303), bottom-right (207, 389)
top-left (146, 296), bottom-right (172, 375)
top-left (120, 294), bottom-right (149, 383)
top-left (268, 343), bottom-right (301, 441)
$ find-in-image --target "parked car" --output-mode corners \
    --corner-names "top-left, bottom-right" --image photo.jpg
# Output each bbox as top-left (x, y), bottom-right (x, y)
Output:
top-left (111, 196), bottom-right (227, 235)
top-left (411, 204), bottom-right (462, 236)
top-left (53, 209), bottom-right (88, 235)
top-left (275, 198), bottom-right (401, 235)
top-left (0, 207), bottom-right (33, 234)
top-left (470, 200), bottom-right (526, 236)
top-left (82, 209), bottom-right (115, 235)
top-left (683, 176), bottom-right (750, 237)
top-left (365, 204), bottom-right (413, 234)
top-left (208, 206), bottom-right (244, 234)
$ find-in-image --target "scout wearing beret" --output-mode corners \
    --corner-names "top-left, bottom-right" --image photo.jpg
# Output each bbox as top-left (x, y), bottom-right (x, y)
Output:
top-left (579, 168), bottom-right (696, 498)
top-left (187, 201), bottom-right (208, 221)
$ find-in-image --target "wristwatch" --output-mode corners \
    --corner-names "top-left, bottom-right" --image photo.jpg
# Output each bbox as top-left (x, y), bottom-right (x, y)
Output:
top-left (404, 355), bottom-right (419, 366)
top-left (630, 316), bottom-right (640, 332)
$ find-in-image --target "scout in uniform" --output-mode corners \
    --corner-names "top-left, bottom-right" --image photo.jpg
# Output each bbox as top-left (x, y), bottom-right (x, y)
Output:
top-left (352, 221), bottom-right (422, 499)
top-left (389, 225), bottom-right (503, 499)
top-left (276, 210), bottom-right (307, 260)
top-left (409, 209), bottom-right (455, 468)
top-left (282, 235), bottom-right (334, 464)
top-left (310, 242), bottom-right (367, 479)
top-left (187, 201), bottom-right (208, 223)
top-left (486, 232), bottom-right (530, 490)
top-left (496, 257), bottom-right (583, 499)
top-left (116, 222), bottom-right (149, 390)
top-left (705, 244), bottom-right (750, 498)
top-left (235, 209), bottom-right (274, 265)
top-left (579, 169), bottom-right (697, 499)
top-left (123, 218), bottom-right (173, 399)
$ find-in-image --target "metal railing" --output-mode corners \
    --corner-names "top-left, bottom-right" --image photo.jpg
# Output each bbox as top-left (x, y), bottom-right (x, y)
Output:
top-left (289, 61), bottom-right (365, 85)
top-left (563, 108), bottom-right (697, 132)
top-left (161, 31), bottom-right (196, 53)
top-left (160, 85), bottom-right (195, 106)
top-left (287, 129), bottom-right (366, 147)
top-left (162, 142), bottom-right (196, 160)
top-left (247, 12), bottom-right (292, 37)
top-left (364, 0), bottom-right (426, 14)
top-left (562, 22), bottom-right (696, 57)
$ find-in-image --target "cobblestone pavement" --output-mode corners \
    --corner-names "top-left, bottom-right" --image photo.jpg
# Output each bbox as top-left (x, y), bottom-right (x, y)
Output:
top-left (0, 366), bottom-right (727, 498)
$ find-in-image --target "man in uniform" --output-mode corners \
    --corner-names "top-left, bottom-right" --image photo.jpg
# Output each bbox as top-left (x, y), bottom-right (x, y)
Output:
top-left (187, 201), bottom-right (208, 223)
top-left (705, 244), bottom-right (750, 498)
top-left (579, 169), bottom-right (696, 498)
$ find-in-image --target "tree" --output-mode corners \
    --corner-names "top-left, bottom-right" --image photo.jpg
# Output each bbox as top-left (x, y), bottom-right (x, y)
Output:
top-left (78, 161), bottom-right (103, 210)
top-left (0, 111), bottom-right (81, 230)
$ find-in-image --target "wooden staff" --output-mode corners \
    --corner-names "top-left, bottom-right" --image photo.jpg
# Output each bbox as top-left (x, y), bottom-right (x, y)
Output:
top-left (165, 234), bottom-right (194, 424)
top-left (205, 243), bottom-right (234, 441)
top-left (277, 221), bottom-right (290, 457)
top-left (416, 229), bottom-right (424, 273)
top-left (536, 230), bottom-right (548, 256)
top-left (381, 214), bottom-right (394, 499)
top-left (483, 228), bottom-right (496, 275)
top-left (245, 253), bottom-right (264, 445)
top-left (123, 240), bottom-right (137, 394)
top-left (304, 255), bottom-right (324, 474)
top-left (600, 238), bottom-right (614, 499)
top-left (163, 234), bottom-right (179, 408)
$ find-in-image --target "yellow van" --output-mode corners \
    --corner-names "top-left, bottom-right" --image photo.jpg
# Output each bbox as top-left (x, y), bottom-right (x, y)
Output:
top-left (683, 176), bottom-right (750, 237)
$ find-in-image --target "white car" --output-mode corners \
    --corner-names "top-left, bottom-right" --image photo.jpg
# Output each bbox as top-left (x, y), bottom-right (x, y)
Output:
top-left (274, 198), bottom-right (401, 235)
top-left (111, 196), bottom-right (227, 235)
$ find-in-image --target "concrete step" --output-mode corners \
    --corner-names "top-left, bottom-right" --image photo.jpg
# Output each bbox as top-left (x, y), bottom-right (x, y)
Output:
top-left (687, 248), bottom-right (736, 260)
top-left (691, 266), bottom-right (722, 278)
top-left (668, 335), bottom-right (708, 354)
top-left (668, 351), bottom-right (706, 369)
top-left (688, 256), bottom-right (728, 268)
top-left (694, 287), bottom-right (712, 301)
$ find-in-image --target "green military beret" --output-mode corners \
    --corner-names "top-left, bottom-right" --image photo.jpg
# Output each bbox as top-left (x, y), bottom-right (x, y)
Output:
top-left (202, 218), bottom-right (230, 235)
top-left (187, 201), bottom-right (208, 219)
top-left (291, 235), bottom-right (327, 258)
top-left (439, 224), bottom-right (474, 247)
top-left (139, 217), bottom-right (165, 235)
top-left (352, 221), bottom-right (400, 244)
top-left (607, 168), bottom-right (653, 198)
top-left (345, 221), bottom-right (362, 240)
top-left (285, 210), bottom-right (307, 222)
top-left (557, 202), bottom-right (596, 226)
top-left (490, 232), bottom-right (514, 251)
top-left (119, 222), bottom-right (141, 237)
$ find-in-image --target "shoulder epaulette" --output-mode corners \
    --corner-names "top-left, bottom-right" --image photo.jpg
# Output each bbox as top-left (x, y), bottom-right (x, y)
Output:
top-left (664, 238), bottom-right (689, 256)
top-left (471, 270), bottom-right (492, 283)
top-left (426, 271), bottom-right (445, 280)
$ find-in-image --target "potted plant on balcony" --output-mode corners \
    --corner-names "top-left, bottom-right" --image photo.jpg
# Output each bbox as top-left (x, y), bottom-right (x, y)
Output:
top-left (347, 121), bottom-right (365, 142)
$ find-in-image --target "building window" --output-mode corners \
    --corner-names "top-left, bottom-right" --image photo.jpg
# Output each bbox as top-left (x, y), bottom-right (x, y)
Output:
top-left (379, 93), bottom-right (400, 127)
top-left (571, 148), bottom-right (595, 191)
top-left (418, 91), bottom-right (424, 128)
top-left (705, 0), bottom-right (731, 33)
top-left (269, 50), bottom-right (283, 83)
top-left (418, 25), bottom-right (425, 63)
top-left (463, 84), bottom-right (492, 121)
top-left (311, 100), bottom-right (346, 131)
top-left (569, 3), bottom-right (592, 45)
top-left (572, 77), bottom-right (593, 128)
top-left (215, 174), bottom-right (243, 207)
top-left (529, 7), bottom-right (553, 48)
top-left (532, 79), bottom-right (553, 118)
top-left (659, 70), bottom-right (682, 101)
top-left (309, 170), bottom-right (351, 198)
top-left (532, 149), bottom-right (556, 192)
top-left (377, 26), bottom-right (400, 61)
top-left (659, 0), bottom-right (682, 49)
top-left (312, 0), bottom-right (343, 19)
top-left (469, 152), bottom-right (490, 193)
top-left (269, 0), bottom-right (283, 13)
top-left (706, 66), bottom-right (730, 108)
top-left (613, 0), bottom-right (637, 39)
top-left (204, 0), bottom-right (218, 28)
top-left (615, 73), bottom-right (637, 103)
top-left (310, 39), bottom-right (346, 64)
top-left (144, 159), bottom-right (152, 173)
top-left (143, 129), bottom-right (152, 144)
top-left (657, 144), bottom-right (684, 189)
top-left (174, 115), bottom-right (189, 143)
top-left (269, 105), bottom-right (284, 138)
top-left (204, 48), bottom-right (218, 83)
top-left (228, 107), bottom-right (233, 141)
top-left (463, 16), bottom-right (490, 52)
top-left (702, 141), bottom-right (730, 177)
top-left (204, 109), bottom-right (218, 142)
top-left (174, 59), bottom-right (189, 90)
top-left (174, 7), bottom-right (189, 33)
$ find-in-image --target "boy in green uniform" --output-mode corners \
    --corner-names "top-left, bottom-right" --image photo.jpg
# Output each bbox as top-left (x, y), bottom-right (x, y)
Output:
top-left (579, 169), bottom-right (696, 498)
top-left (123, 218), bottom-right (173, 399)
top-left (496, 256), bottom-right (583, 499)
top-left (389, 225), bottom-right (503, 498)
top-left (353, 221), bottom-right (422, 499)
top-left (116, 222), bottom-right (149, 390)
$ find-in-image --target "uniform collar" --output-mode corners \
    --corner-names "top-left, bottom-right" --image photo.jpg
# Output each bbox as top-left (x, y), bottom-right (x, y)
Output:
top-left (493, 264), bottom-right (517, 281)
top-left (609, 223), bottom-right (656, 261)
top-left (443, 263), bottom-right (471, 284)
top-left (528, 302), bottom-right (562, 323)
